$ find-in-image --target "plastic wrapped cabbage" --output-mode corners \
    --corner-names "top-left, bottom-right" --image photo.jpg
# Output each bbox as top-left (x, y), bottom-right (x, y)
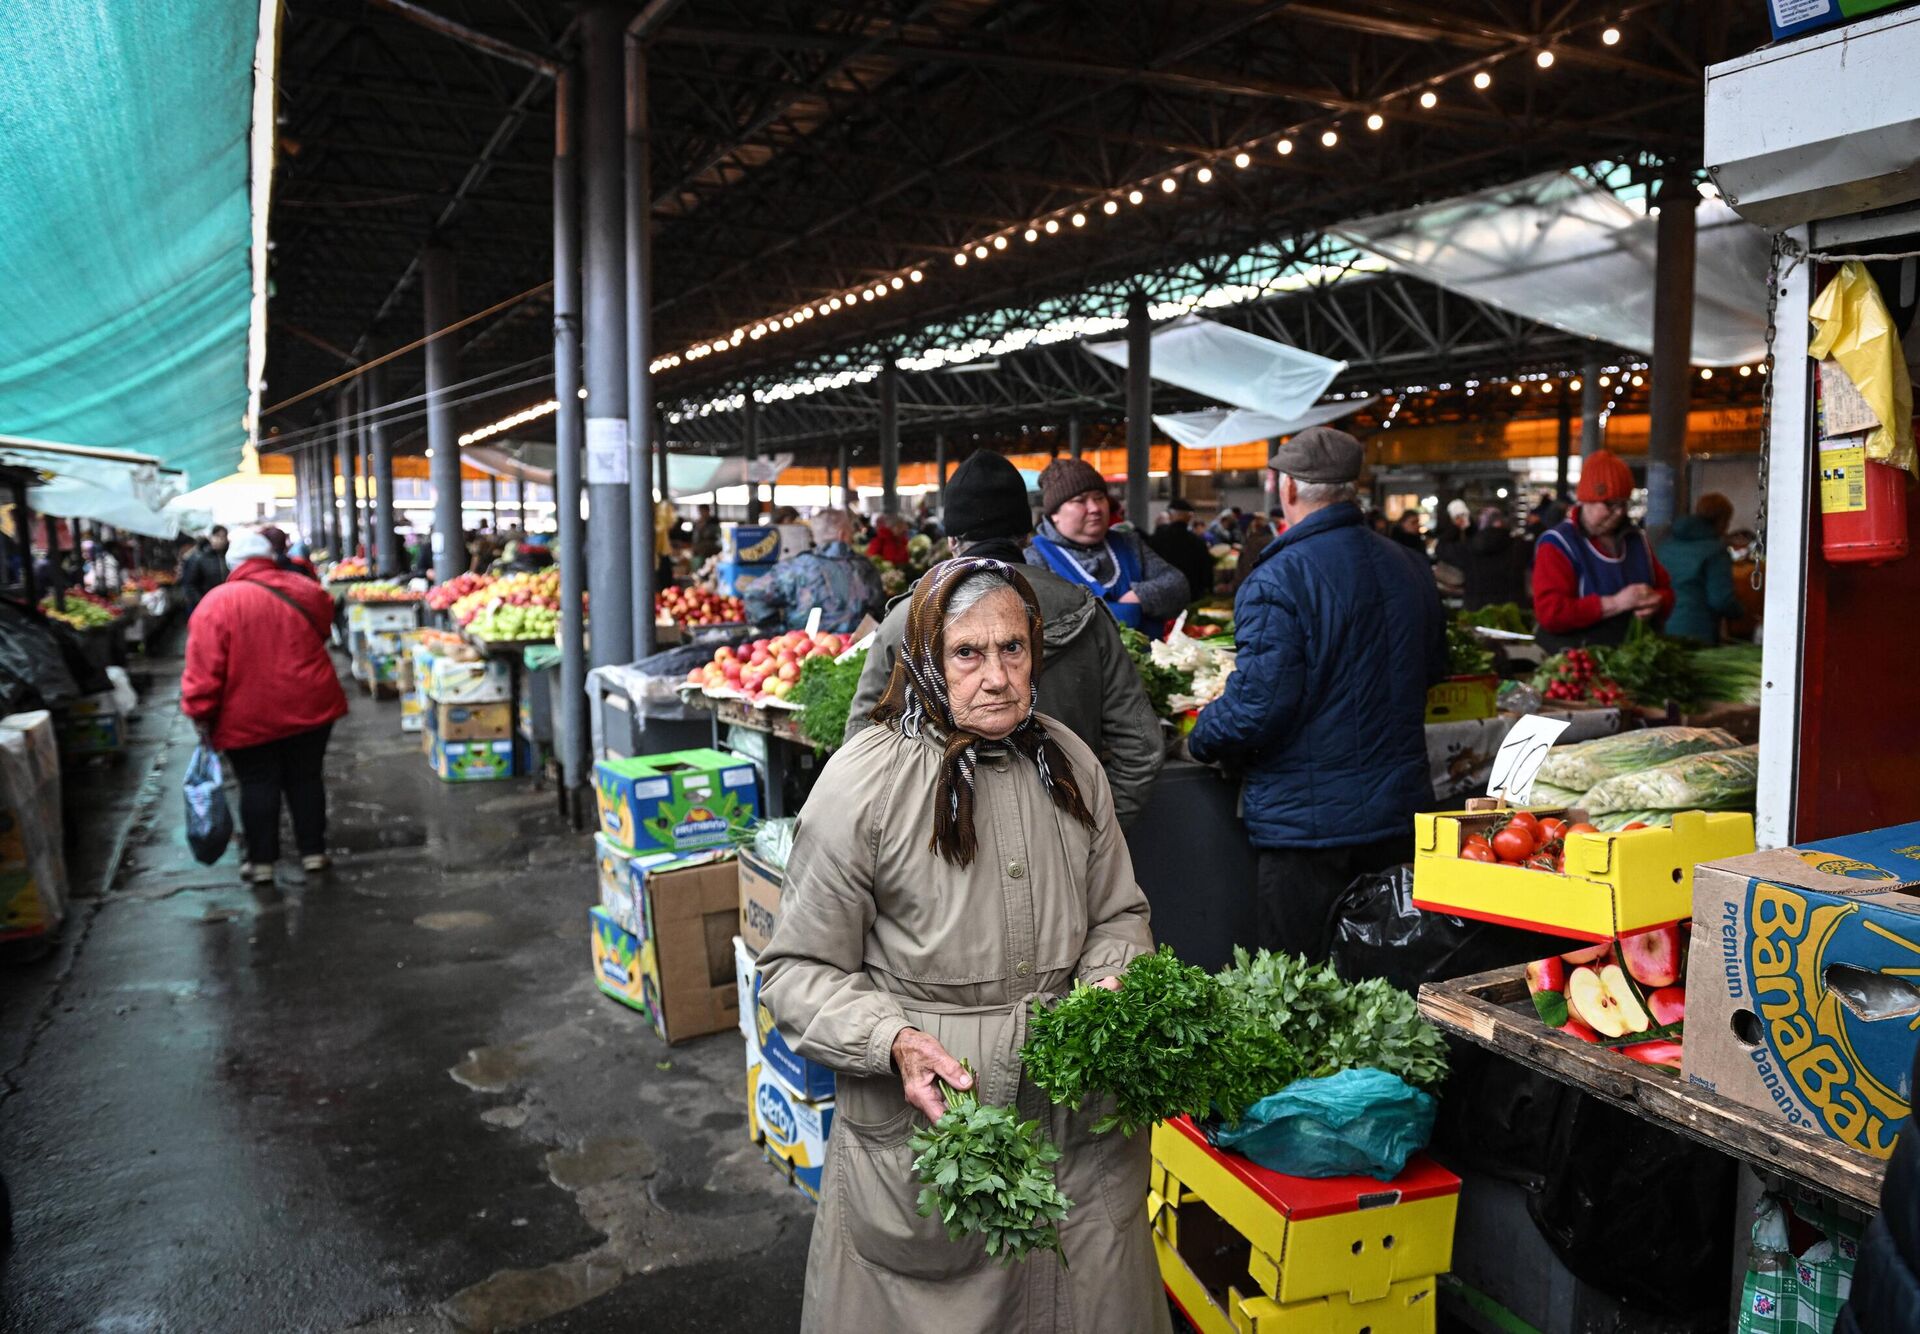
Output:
top-left (1579, 744), bottom-right (1759, 817)
top-left (1537, 726), bottom-right (1739, 795)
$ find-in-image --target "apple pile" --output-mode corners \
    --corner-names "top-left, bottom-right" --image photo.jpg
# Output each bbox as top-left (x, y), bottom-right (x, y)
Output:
top-left (345, 580), bottom-right (424, 603)
top-left (1525, 922), bottom-right (1686, 1070)
top-left (687, 630), bottom-right (848, 704)
top-left (429, 571), bottom-right (492, 611)
top-left (325, 556), bottom-right (371, 581)
top-left (1538, 648), bottom-right (1628, 706)
top-left (452, 568), bottom-right (560, 627)
top-left (656, 585), bottom-right (746, 627)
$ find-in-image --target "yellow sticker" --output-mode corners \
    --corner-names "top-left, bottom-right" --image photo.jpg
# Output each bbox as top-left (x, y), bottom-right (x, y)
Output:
top-left (1820, 443), bottom-right (1867, 514)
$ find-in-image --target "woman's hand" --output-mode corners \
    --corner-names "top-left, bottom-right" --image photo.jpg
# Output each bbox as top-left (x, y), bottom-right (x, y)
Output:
top-left (892, 1027), bottom-right (971, 1124)
top-left (1092, 976), bottom-right (1122, 992)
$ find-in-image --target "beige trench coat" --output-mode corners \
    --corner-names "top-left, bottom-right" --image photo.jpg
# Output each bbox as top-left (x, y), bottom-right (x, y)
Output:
top-left (758, 715), bottom-right (1171, 1334)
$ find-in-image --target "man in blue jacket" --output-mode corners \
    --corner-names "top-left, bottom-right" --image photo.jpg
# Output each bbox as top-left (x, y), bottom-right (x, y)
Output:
top-left (1188, 426), bottom-right (1447, 961)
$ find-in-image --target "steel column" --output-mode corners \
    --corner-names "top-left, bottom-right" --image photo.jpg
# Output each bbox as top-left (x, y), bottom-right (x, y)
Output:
top-left (356, 381), bottom-right (372, 551)
top-left (879, 363), bottom-right (899, 515)
top-left (1125, 294), bottom-right (1152, 529)
top-left (334, 400), bottom-right (354, 557)
top-left (423, 246), bottom-right (463, 579)
top-left (1580, 355), bottom-right (1604, 457)
top-left (624, 29), bottom-right (657, 657)
top-left (583, 3), bottom-right (631, 667)
top-left (489, 473), bottom-right (500, 533)
top-left (1556, 382), bottom-right (1573, 500)
top-left (744, 394), bottom-right (760, 519)
top-left (1646, 175), bottom-right (1698, 540)
top-left (368, 362), bottom-right (396, 574)
top-left (934, 431), bottom-right (947, 513)
top-left (838, 444), bottom-right (850, 509)
top-left (1069, 414), bottom-right (1083, 461)
top-left (554, 66), bottom-right (590, 808)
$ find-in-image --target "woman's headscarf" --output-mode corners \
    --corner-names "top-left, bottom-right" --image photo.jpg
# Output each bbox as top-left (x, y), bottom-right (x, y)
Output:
top-left (871, 557), bottom-right (1096, 866)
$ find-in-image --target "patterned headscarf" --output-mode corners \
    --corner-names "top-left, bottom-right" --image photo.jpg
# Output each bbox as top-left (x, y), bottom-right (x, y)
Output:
top-left (871, 558), bottom-right (1096, 866)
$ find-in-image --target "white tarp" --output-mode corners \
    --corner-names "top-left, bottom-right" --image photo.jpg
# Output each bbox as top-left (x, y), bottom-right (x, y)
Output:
top-left (1153, 398), bottom-right (1376, 449)
top-left (0, 434), bottom-right (190, 536)
top-left (1334, 171), bottom-right (1771, 367)
top-left (29, 476), bottom-right (184, 538)
top-left (1084, 315), bottom-right (1347, 418)
top-left (466, 443), bottom-right (791, 499)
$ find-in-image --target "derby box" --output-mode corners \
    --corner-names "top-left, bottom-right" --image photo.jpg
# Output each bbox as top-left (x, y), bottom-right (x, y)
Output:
top-left (1684, 821), bottom-right (1920, 1159)
top-left (733, 932), bottom-right (836, 1101)
top-left (737, 847), bottom-right (783, 954)
top-left (427, 735), bottom-right (516, 783)
top-left (747, 1057), bottom-right (835, 1203)
top-left (593, 748), bottom-right (759, 856)
top-left (424, 700), bottom-right (513, 743)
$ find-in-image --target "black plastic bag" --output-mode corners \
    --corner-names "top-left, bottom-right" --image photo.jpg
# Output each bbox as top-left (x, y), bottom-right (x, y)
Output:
top-left (1328, 865), bottom-right (1570, 993)
top-left (183, 743), bottom-right (234, 865)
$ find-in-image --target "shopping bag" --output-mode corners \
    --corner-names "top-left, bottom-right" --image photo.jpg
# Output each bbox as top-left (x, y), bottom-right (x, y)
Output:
top-left (1737, 1196), bottom-right (1857, 1334)
top-left (183, 742), bottom-right (234, 865)
top-left (1207, 1069), bottom-right (1436, 1180)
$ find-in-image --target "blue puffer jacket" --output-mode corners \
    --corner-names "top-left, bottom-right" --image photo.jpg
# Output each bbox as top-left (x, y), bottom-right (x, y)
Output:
top-left (1188, 502), bottom-right (1447, 848)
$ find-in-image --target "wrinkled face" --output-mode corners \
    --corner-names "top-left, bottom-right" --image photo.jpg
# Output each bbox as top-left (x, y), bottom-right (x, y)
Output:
top-left (1053, 487), bottom-right (1110, 544)
top-left (942, 586), bottom-right (1033, 741)
top-left (1580, 499), bottom-right (1626, 538)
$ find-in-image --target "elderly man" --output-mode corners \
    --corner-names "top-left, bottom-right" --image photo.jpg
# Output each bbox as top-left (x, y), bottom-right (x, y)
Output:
top-left (744, 508), bottom-right (884, 634)
top-left (1026, 458), bottom-right (1190, 629)
top-left (1188, 427), bottom-right (1447, 961)
top-left (847, 451), bottom-right (1164, 825)
top-left (760, 558), bottom-right (1168, 1334)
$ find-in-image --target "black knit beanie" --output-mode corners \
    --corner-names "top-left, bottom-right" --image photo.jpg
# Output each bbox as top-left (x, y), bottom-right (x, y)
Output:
top-left (941, 451), bottom-right (1033, 541)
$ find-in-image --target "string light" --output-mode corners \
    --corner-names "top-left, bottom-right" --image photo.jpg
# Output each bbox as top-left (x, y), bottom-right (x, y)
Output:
top-left (1631, 374), bottom-right (1645, 386)
top-left (992, 235), bottom-right (1008, 250)
top-left (1510, 384), bottom-right (1524, 396)
top-left (1196, 165), bottom-right (1214, 183)
top-left (954, 252), bottom-right (967, 266)
top-left (1598, 375), bottom-right (1610, 387)
top-left (1473, 70), bottom-right (1492, 90)
top-left (1160, 177), bottom-right (1178, 193)
top-left (1023, 227), bottom-right (1038, 241)
top-left (460, 398), bottom-right (558, 447)
top-left (1738, 364), bottom-right (1752, 376)
top-left (1700, 367), bottom-right (1713, 379)
top-left (1103, 199), bottom-right (1119, 215)
top-left (1602, 26), bottom-right (1621, 45)
top-left (910, 269), bottom-right (922, 282)
top-left (1070, 211), bottom-right (1086, 226)
top-left (1536, 49), bottom-right (1555, 68)
top-left (1569, 378), bottom-right (1582, 391)
top-left (973, 244), bottom-right (988, 258)
top-left (1277, 137), bottom-right (1293, 155)
top-left (1419, 91), bottom-right (1437, 109)
top-left (1044, 218), bottom-right (1059, 234)
top-left (1233, 151), bottom-right (1250, 168)
top-left (1128, 188), bottom-right (1144, 205)
top-left (1366, 113), bottom-right (1384, 131)
top-left (1320, 128), bottom-right (1339, 148)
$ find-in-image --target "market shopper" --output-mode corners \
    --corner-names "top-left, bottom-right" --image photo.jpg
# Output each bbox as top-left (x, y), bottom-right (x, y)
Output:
top-left (759, 558), bottom-right (1167, 1334)
top-left (178, 525), bottom-right (228, 612)
top-left (1532, 449), bottom-right (1673, 650)
top-left (1459, 508), bottom-right (1531, 610)
top-left (180, 529), bottom-right (348, 883)
top-left (865, 511), bottom-right (911, 565)
top-left (1188, 427), bottom-right (1447, 961)
top-left (1027, 457), bottom-right (1190, 629)
top-left (1149, 496), bottom-right (1216, 603)
top-left (744, 509), bottom-right (885, 634)
top-left (690, 504), bottom-right (722, 563)
top-left (846, 451), bottom-right (1164, 825)
top-left (1657, 492), bottom-right (1743, 645)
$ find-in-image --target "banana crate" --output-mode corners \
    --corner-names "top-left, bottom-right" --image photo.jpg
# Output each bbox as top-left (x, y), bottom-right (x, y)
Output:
top-left (1149, 1116), bottom-right (1457, 1334)
top-left (1411, 807), bottom-right (1754, 942)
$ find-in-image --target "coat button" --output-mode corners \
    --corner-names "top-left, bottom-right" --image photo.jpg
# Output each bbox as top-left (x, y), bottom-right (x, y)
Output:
top-left (1007, 860), bottom-right (1025, 879)
top-left (1015, 961), bottom-right (1032, 977)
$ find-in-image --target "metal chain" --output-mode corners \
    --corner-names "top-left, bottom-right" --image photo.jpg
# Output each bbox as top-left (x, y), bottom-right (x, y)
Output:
top-left (1753, 233), bottom-right (1786, 589)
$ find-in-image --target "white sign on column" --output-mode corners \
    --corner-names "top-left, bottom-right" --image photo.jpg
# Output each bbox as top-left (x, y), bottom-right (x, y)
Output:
top-left (586, 417), bottom-right (630, 484)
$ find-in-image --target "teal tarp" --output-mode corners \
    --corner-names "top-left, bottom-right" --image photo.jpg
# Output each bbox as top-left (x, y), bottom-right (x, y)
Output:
top-left (0, 2), bottom-right (264, 486)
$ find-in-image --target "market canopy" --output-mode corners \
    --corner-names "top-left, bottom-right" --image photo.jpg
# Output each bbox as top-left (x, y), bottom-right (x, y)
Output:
top-left (1335, 171), bottom-right (1772, 367)
top-left (1084, 317), bottom-right (1348, 420)
top-left (1153, 399), bottom-right (1377, 451)
top-left (0, 435), bottom-right (191, 538)
top-left (0, 2), bottom-right (276, 486)
top-left (466, 444), bottom-right (792, 499)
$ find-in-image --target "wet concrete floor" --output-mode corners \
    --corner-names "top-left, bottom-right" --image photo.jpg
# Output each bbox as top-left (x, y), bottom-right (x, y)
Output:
top-left (0, 652), bottom-right (811, 1332)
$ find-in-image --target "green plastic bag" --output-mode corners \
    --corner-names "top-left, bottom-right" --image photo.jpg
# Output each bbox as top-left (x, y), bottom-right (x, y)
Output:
top-left (1737, 1195), bottom-right (1857, 1333)
top-left (1206, 1069), bottom-right (1435, 1180)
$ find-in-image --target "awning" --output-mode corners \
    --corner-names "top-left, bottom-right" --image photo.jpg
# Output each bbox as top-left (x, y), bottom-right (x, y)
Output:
top-left (0, 435), bottom-right (191, 537)
top-left (0, 1), bottom-right (278, 485)
top-left (1335, 171), bottom-right (1771, 367)
top-left (466, 443), bottom-right (792, 498)
top-left (1153, 398), bottom-right (1377, 450)
top-left (1084, 316), bottom-right (1347, 418)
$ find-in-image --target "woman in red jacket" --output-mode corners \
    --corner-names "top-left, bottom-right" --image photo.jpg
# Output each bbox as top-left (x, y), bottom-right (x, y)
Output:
top-left (181, 529), bottom-right (349, 883)
top-left (1531, 450), bottom-right (1674, 651)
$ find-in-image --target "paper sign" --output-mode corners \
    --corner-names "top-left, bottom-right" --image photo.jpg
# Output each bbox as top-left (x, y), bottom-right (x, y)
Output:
top-left (1819, 360), bottom-right (1880, 439)
top-left (586, 417), bottom-right (630, 484)
top-left (1487, 714), bottom-right (1571, 804)
top-left (1819, 440), bottom-right (1868, 513)
top-left (805, 606), bottom-right (823, 635)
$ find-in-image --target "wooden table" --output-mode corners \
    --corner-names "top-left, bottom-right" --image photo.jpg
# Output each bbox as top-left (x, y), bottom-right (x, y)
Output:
top-left (1419, 966), bottom-right (1886, 1212)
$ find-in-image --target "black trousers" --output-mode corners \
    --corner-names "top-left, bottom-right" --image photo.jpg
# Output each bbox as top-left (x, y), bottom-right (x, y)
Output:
top-left (225, 723), bottom-right (333, 864)
top-left (1255, 832), bottom-right (1414, 963)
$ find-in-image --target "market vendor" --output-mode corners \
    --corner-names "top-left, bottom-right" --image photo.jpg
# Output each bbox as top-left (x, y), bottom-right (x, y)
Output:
top-left (1532, 449), bottom-right (1673, 650)
top-left (744, 508), bottom-right (884, 634)
top-left (846, 451), bottom-right (1163, 825)
top-left (758, 558), bottom-right (1167, 1334)
top-left (1187, 427), bottom-right (1446, 961)
top-left (1026, 457), bottom-right (1191, 629)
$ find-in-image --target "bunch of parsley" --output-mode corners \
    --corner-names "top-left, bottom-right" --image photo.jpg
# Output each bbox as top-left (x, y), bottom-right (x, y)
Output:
top-left (911, 1061), bottom-right (1072, 1266)
top-left (791, 646), bottom-right (866, 754)
top-left (1215, 948), bottom-right (1449, 1092)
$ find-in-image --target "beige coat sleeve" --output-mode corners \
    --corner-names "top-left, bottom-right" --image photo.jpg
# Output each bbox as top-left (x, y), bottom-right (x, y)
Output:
top-left (757, 733), bottom-right (913, 1078)
top-left (840, 598), bottom-right (905, 746)
top-left (1055, 730), bottom-right (1156, 984)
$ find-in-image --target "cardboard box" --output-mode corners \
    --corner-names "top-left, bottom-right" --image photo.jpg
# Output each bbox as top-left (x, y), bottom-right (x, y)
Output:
top-left (1520, 925), bottom-right (1689, 1059)
top-left (738, 848), bottom-right (783, 954)
top-left (590, 905), bottom-right (652, 1013)
top-left (626, 854), bottom-right (740, 1044)
top-left (427, 735), bottom-right (517, 783)
top-left (1423, 675), bottom-right (1498, 724)
top-left (727, 524), bottom-right (783, 563)
top-left (1684, 822), bottom-right (1920, 1159)
top-left (347, 602), bottom-right (419, 633)
top-left (1413, 808), bottom-right (1755, 942)
top-left (748, 1059), bottom-right (835, 1203)
top-left (593, 748), bottom-right (759, 856)
top-left (400, 693), bottom-right (424, 733)
top-left (734, 932), bottom-right (837, 1101)
top-left (716, 560), bottom-right (775, 599)
top-left (54, 709), bottom-right (124, 755)
top-left (426, 700), bottom-right (513, 742)
top-left (1765, 0), bottom-right (1905, 42)
top-left (425, 654), bottom-right (512, 704)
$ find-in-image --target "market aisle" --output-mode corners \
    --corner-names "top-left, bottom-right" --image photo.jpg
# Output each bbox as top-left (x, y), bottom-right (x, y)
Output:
top-left (0, 652), bottom-right (811, 1333)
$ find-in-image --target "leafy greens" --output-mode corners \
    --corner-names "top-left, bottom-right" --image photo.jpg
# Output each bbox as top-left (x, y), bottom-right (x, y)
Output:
top-left (911, 1060), bottom-right (1072, 1266)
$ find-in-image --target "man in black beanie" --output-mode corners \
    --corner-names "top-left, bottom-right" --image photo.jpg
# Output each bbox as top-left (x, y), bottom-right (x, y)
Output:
top-left (844, 450), bottom-right (1165, 825)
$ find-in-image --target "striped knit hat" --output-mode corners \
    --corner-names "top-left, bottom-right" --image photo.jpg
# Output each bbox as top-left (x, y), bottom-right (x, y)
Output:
top-left (871, 557), bottom-right (1096, 866)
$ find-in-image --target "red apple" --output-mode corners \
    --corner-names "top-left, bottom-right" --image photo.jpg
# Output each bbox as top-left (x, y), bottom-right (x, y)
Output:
top-left (1559, 1017), bottom-right (1603, 1043)
top-left (1561, 942), bottom-right (1612, 966)
top-left (1647, 986), bottom-right (1686, 1027)
top-left (1525, 956), bottom-right (1567, 996)
top-left (1622, 1039), bottom-right (1684, 1070)
top-left (1619, 922), bottom-right (1684, 989)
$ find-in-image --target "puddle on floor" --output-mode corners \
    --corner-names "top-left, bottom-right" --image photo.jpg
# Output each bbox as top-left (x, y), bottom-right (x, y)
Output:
top-left (414, 910), bottom-right (494, 931)
top-left (545, 1137), bottom-right (657, 1192)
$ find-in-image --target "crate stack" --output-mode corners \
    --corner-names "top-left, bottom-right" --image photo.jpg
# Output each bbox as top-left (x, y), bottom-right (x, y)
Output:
top-left (415, 646), bottom-right (518, 782)
top-left (730, 845), bottom-right (835, 1203)
top-left (1150, 1116), bottom-right (1461, 1334)
top-left (346, 602), bottom-right (419, 698)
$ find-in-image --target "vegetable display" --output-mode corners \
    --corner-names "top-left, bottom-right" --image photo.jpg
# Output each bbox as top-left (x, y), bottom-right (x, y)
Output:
top-left (344, 580), bottom-right (423, 603)
top-left (1536, 726), bottom-right (1739, 793)
top-left (1445, 622), bottom-right (1494, 677)
top-left (1579, 744), bottom-right (1759, 817)
top-left (655, 585), bottom-right (746, 627)
top-left (686, 630), bottom-right (849, 704)
top-left (1120, 625), bottom-right (1194, 719)
top-left (1461, 603), bottom-right (1530, 635)
top-left (39, 591), bottom-right (120, 628)
top-left (1593, 619), bottom-right (1697, 708)
top-left (791, 646), bottom-right (867, 751)
top-left (1533, 647), bottom-right (1627, 705)
top-left (324, 556), bottom-right (370, 581)
top-left (428, 571), bottom-right (491, 611)
top-left (1687, 644), bottom-right (1763, 706)
top-left (911, 1061), bottom-right (1072, 1267)
top-left (1215, 949), bottom-right (1450, 1093)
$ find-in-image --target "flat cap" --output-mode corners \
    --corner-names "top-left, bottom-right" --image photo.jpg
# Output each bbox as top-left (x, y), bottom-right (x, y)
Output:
top-left (1268, 425), bottom-right (1363, 483)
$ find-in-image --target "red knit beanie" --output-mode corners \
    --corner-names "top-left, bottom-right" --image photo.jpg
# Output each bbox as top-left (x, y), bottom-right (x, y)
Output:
top-left (1576, 450), bottom-right (1635, 504)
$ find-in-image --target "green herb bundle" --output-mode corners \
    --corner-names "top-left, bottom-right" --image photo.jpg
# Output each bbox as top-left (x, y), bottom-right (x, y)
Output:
top-left (1446, 622), bottom-right (1495, 677)
top-left (1593, 619), bottom-right (1697, 709)
top-left (1462, 602), bottom-right (1530, 635)
top-left (1119, 626), bottom-right (1194, 719)
top-left (911, 1061), bottom-right (1072, 1266)
top-left (791, 646), bottom-right (867, 753)
top-left (1216, 949), bottom-right (1450, 1093)
top-left (1687, 644), bottom-right (1763, 706)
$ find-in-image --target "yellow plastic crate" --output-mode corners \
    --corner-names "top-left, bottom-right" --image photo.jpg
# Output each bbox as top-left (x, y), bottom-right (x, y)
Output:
top-left (1423, 675), bottom-right (1498, 723)
top-left (1412, 808), bottom-right (1754, 941)
top-left (1149, 1118), bottom-right (1457, 1310)
top-left (1158, 1230), bottom-right (1438, 1334)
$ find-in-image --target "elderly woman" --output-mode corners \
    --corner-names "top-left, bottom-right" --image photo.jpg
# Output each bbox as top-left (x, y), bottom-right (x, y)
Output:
top-left (758, 558), bottom-right (1168, 1333)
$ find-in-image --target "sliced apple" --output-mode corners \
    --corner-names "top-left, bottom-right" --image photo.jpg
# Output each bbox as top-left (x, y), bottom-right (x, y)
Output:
top-left (1600, 964), bottom-right (1652, 1034)
top-left (1647, 986), bottom-right (1686, 1027)
top-left (1619, 922), bottom-right (1684, 988)
top-left (1560, 942), bottom-right (1612, 967)
top-left (1566, 966), bottom-right (1629, 1039)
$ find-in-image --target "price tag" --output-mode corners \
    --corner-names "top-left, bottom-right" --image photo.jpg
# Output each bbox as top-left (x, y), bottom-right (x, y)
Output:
top-left (1486, 714), bottom-right (1570, 805)
top-left (805, 606), bottom-right (823, 634)
top-left (585, 417), bottom-right (630, 484)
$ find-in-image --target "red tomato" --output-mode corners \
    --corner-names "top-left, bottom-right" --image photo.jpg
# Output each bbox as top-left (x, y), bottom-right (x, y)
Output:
top-left (1565, 822), bottom-right (1600, 836)
top-left (1461, 843), bottom-right (1498, 863)
top-left (1463, 834), bottom-right (1494, 856)
top-left (1508, 812), bottom-right (1542, 838)
top-left (1621, 821), bottom-right (1649, 832)
top-left (1537, 817), bottom-right (1569, 843)
top-left (1492, 827), bottom-right (1535, 863)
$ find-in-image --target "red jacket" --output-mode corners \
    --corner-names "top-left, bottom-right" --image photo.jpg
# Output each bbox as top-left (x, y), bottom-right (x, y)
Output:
top-left (866, 528), bottom-right (909, 565)
top-left (1532, 530), bottom-right (1675, 637)
top-left (181, 560), bottom-right (348, 750)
